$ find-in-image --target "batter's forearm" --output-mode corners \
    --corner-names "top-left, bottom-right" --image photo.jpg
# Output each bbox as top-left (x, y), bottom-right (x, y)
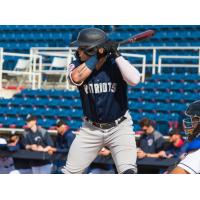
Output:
top-left (70, 55), bottom-right (99, 85)
top-left (70, 64), bottom-right (92, 84)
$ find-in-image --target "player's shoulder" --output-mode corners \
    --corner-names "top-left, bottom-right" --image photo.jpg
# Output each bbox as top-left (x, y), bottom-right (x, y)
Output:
top-left (191, 148), bottom-right (200, 155)
top-left (37, 127), bottom-right (47, 136)
top-left (23, 128), bottom-right (31, 136)
top-left (185, 148), bottom-right (200, 158)
top-left (152, 130), bottom-right (163, 140)
top-left (178, 148), bottom-right (200, 174)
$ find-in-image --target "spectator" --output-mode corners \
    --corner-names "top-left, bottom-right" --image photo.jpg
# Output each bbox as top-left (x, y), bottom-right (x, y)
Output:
top-left (52, 119), bottom-right (75, 173)
top-left (165, 128), bottom-right (188, 159)
top-left (21, 114), bottom-right (55, 174)
top-left (7, 135), bottom-right (20, 151)
top-left (8, 134), bottom-right (33, 174)
top-left (137, 118), bottom-right (167, 159)
top-left (54, 119), bottom-right (74, 153)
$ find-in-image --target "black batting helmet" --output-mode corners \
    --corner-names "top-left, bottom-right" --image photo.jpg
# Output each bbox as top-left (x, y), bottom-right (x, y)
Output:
top-left (71, 28), bottom-right (108, 56)
top-left (183, 100), bottom-right (200, 141)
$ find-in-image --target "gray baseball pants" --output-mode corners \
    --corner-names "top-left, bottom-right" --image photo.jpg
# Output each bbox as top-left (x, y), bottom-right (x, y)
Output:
top-left (62, 111), bottom-right (137, 174)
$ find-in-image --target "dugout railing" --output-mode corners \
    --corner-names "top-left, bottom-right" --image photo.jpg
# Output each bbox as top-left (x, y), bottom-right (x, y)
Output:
top-left (0, 127), bottom-right (170, 140)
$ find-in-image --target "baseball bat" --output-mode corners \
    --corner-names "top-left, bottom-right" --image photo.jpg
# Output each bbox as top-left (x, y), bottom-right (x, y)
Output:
top-left (118, 30), bottom-right (155, 46)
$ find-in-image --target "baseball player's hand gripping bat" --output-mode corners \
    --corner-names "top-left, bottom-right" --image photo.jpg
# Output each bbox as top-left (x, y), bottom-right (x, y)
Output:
top-left (118, 30), bottom-right (155, 46)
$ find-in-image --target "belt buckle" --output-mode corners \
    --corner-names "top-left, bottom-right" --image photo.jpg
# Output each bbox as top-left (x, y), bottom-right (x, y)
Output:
top-left (92, 122), bottom-right (103, 129)
top-left (101, 123), bottom-right (113, 129)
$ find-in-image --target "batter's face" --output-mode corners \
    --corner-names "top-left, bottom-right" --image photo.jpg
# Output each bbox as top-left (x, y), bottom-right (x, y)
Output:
top-left (77, 46), bottom-right (90, 62)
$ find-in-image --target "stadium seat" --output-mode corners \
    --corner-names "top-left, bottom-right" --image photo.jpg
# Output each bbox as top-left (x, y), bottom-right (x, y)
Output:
top-left (156, 121), bottom-right (170, 135)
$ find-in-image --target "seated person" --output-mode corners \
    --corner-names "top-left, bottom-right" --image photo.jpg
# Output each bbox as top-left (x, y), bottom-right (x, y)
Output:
top-left (165, 128), bottom-right (188, 159)
top-left (8, 134), bottom-right (32, 174)
top-left (51, 119), bottom-right (75, 173)
top-left (21, 114), bottom-right (55, 174)
top-left (7, 135), bottom-right (20, 151)
top-left (54, 119), bottom-right (74, 153)
top-left (137, 118), bottom-right (167, 159)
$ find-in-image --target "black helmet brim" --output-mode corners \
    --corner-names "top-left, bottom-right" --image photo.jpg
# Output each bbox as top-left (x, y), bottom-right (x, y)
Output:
top-left (70, 40), bottom-right (91, 47)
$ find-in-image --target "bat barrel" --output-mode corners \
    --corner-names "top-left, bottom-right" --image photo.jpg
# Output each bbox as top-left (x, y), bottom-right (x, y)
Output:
top-left (119, 30), bottom-right (155, 46)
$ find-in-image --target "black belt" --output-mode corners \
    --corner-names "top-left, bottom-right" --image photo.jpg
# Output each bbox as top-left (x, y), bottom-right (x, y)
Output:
top-left (86, 116), bottom-right (127, 129)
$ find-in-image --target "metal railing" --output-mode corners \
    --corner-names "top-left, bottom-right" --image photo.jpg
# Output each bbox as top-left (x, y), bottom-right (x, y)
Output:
top-left (0, 127), bottom-right (171, 140)
top-left (158, 55), bottom-right (200, 74)
top-left (32, 46), bottom-right (200, 81)
top-left (120, 46), bottom-right (200, 74)
top-left (30, 47), bottom-right (75, 89)
top-left (0, 51), bottom-right (42, 90)
top-left (1, 46), bottom-right (200, 91)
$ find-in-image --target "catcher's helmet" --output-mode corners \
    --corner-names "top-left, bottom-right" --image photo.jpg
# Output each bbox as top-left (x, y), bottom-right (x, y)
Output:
top-left (183, 100), bottom-right (200, 141)
top-left (70, 28), bottom-right (107, 56)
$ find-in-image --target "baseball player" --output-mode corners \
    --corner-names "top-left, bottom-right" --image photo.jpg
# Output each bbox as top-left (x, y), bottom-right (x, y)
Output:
top-left (22, 114), bottom-right (55, 174)
top-left (62, 28), bottom-right (141, 174)
top-left (170, 100), bottom-right (200, 174)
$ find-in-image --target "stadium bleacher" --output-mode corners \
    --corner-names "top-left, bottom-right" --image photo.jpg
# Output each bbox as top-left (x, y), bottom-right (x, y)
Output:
top-left (0, 25), bottom-right (200, 52)
top-left (0, 72), bottom-right (197, 135)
